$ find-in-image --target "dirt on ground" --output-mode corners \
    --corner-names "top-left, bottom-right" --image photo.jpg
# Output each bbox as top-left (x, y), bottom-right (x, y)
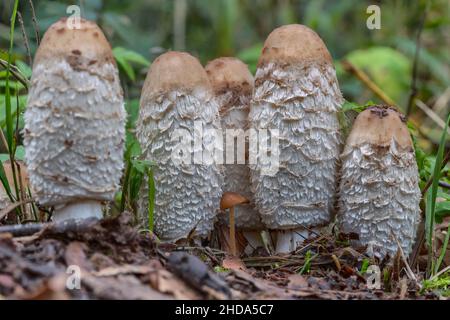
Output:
top-left (0, 212), bottom-right (442, 300)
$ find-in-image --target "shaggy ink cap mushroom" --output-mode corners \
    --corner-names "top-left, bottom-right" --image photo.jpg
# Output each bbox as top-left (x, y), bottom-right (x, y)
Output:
top-left (205, 58), bottom-right (262, 228)
top-left (250, 24), bottom-right (343, 253)
top-left (24, 18), bottom-right (126, 222)
top-left (137, 51), bottom-right (223, 242)
top-left (338, 105), bottom-right (421, 258)
top-left (206, 58), bottom-right (265, 254)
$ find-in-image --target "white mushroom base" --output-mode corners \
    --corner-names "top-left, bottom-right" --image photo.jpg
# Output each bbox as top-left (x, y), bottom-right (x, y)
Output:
top-left (53, 200), bottom-right (103, 222)
top-left (274, 227), bottom-right (320, 253)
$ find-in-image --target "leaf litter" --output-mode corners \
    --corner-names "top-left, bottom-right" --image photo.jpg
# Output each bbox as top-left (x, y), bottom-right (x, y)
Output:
top-left (0, 212), bottom-right (444, 300)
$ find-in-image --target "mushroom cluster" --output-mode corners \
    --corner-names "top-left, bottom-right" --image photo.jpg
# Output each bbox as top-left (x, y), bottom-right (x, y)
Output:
top-left (136, 52), bottom-right (223, 242)
top-left (24, 18), bottom-right (126, 222)
top-left (249, 24), bottom-right (343, 253)
top-left (338, 105), bottom-right (421, 258)
top-left (20, 18), bottom-right (423, 261)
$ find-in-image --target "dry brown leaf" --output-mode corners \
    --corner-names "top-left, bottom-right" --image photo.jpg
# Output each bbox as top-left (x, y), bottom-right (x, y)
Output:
top-left (93, 264), bottom-right (154, 277)
top-left (222, 256), bottom-right (247, 271)
top-left (148, 269), bottom-right (200, 299)
top-left (287, 274), bottom-right (308, 290)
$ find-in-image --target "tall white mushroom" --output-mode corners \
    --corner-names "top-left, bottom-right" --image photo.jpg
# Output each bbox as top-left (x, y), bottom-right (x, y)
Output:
top-left (205, 58), bottom-right (264, 250)
top-left (137, 51), bottom-right (223, 242)
top-left (249, 24), bottom-right (343, 253)
top-left (338, 105), bottom-right (421, 258)
top-left (23, 18), bottom-right (126, 222)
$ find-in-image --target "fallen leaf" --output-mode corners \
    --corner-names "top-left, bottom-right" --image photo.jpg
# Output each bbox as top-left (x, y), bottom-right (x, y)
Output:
top-left (222, 256), bottom-right (247, 272)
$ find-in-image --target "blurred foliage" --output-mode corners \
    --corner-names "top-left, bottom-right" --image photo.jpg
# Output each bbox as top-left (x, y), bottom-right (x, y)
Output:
top-left (0, 0), bottom-right (447, 114)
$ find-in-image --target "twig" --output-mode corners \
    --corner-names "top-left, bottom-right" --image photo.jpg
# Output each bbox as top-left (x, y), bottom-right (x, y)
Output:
top-left (0, 58), bottom-right (30, 89)
top-left (429, 265), bottom-right (450, 282)
top-left (392, 232), bottom-right (422, 289)
top-left (28, 0), bottom-right (40, 46)
top-left (405, 1), bottom-right (429, 118)
top-left (342, 59), bottom-right (427, 138)
top-left (17, 11), bottom-right (32, 67)
top-left (0, 217), bottom-right (99, 237)
top-left (173, 0), bottom-right (187, 51)
top-left (0, 199), bottom-right (34, 221)
top-left (422, 149), bottom-right (450, 195)
top-left (415, 99), bottom-right (450, 135)
top-left (438, 181), bottom-right (450, 189)
top-left (341, 60), bottom-right (397, 106)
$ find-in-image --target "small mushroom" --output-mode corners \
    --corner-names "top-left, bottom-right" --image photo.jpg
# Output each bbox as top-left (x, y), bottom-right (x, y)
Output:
top-left (136, 51), bottom-right (223, 242)
top-left (249, 25), bottom-right (343, 253)
top-left (23, 18), bottom-right (126, 222)
top-left (205, 57), bottom-right (265, 252)
top-left (220, 192), bottom-right (249, 256)
top-left (338, 105), bottom-right (421, 258)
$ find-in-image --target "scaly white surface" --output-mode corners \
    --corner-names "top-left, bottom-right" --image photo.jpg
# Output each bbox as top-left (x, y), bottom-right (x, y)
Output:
top-left (24, 59), bottom-right (126, 215)
top-left (250, 62), bottom-right (343, 231)
top-left (137, 89), bottom-right (223, 242)
top-left (217, 92), bottom-right (263, 230)
top-left (338, 140), bottom-right (421, 258)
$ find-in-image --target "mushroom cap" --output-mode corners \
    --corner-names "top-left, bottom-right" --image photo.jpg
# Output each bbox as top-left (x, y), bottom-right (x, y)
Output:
top-left (141, 51), bottom-right (210, 99)
top-left (346, 105), bottom-right (412, 149)
top-left (220, 192), bottom-right (249, 210)
top-left (205, 57), bottom-right (254, 96)
top-left (34, 18), bottom-right (115, 67)
top-left (258, 24), bottom-right (332, 66)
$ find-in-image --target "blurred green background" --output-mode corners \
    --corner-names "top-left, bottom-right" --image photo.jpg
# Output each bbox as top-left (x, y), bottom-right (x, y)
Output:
top-left (0, 0), bottom-right (449, 149)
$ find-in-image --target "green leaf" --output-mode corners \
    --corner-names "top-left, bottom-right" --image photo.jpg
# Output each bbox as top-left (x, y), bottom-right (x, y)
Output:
top-left (115, 55), bottom-right (135, 81)
top-left (4, 0), bottom-right (19, 153)
top-left (113, 47), bottom-right (150, 67)
top-left (15, 60), bottom-right (32, 79)
top-left (113, 47), bottom-right (150, 81)
top-left (345, 47), bottom-right (411, 109)
top-left (435, 201), bottom-right (450, 223)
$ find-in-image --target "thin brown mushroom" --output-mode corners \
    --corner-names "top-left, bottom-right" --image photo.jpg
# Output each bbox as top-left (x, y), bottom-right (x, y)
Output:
top-left (220, 192), bottom-right (249, 256)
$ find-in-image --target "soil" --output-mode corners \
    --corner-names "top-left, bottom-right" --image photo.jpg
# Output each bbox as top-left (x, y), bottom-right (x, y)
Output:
top-left (0, 212), bottom-right (442, 300)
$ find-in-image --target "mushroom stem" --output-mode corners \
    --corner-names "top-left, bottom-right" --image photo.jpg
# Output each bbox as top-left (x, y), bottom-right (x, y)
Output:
top-left (229, 206), bottom-right (236, 256)
top-left (242, 231), bottom-right (265, 254)
top-left (53, 200), bottom-right (102, 222)
top-left (275, 227), bottom-right (318, 253)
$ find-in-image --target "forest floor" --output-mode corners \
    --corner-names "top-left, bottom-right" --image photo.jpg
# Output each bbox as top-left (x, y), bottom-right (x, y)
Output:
top-left (0, 212), bottom-right (444, 300)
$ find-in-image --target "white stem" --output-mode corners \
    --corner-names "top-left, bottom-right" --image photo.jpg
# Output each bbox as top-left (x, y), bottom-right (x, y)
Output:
top-left (275, 227), bottom-right (320, 253)
top-left (53, 200), bottom-right (103, 222)
top-left (243, 230), bottom-right (264, 255)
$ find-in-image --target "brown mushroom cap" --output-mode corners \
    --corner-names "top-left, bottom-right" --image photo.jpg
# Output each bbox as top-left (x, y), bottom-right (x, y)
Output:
top-left (34, 18), bottom-right (114, 67)
top-left (346, 105), bottom-right (412, 149)
top-left (141, 51), bottom-right (210, 99)
top-left (205, 57), bottom-right (254, 96)
top-left (258, 24), bottom-right (332, 66)
top-left (220, 192), bottom-right (249, 210)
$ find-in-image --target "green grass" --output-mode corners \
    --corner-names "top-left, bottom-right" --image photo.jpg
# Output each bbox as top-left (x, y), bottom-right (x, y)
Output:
top-left (425, 113), bottom-right (450, 276)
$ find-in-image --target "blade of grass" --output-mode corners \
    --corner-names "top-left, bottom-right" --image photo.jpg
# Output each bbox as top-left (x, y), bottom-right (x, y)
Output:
top-left (5, 0), bottom-right (19, 152)
top-left (425, 112), bottom-right (450, 276)
top-left (435, 223), bottom-right (450, 274)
